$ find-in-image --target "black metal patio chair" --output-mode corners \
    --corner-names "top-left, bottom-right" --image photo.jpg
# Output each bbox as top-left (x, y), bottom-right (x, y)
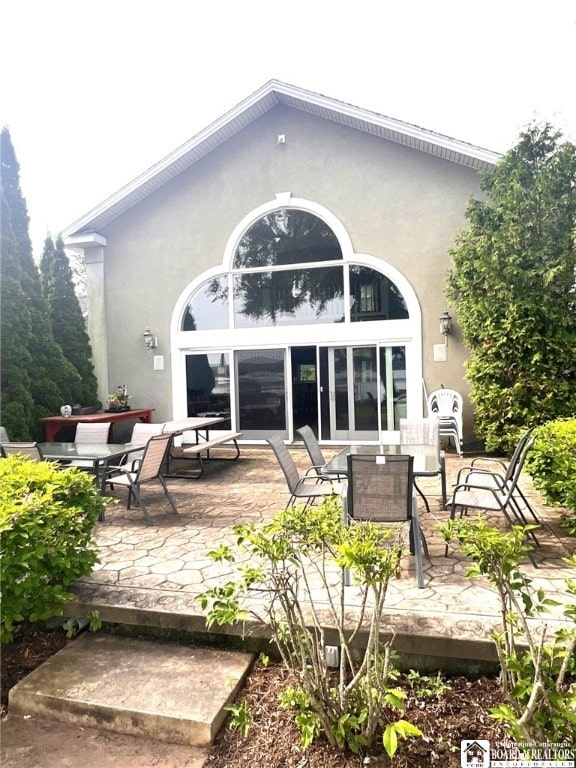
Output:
top-left (267, 434), bottom-right (342, 511)
top-left (344, 453), bottom-right (425, 588)
top-left (296, 424), bottom-right (346, 481)
top-left (103, 433), bottom-right (178, 524)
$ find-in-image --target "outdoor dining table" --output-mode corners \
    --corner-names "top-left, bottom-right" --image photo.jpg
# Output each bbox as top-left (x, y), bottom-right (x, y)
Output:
top-left (39, 441), bottom-right (146, 494)
top-left (323, 442), bottom-right (446, 511)
top-left (162, 415), bottom-right (225, 440)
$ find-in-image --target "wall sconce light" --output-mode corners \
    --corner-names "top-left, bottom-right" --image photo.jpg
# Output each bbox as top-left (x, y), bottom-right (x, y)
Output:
top-left (439, 310), bottom-right (453, 336)
top-left (143, 327), bottom-right (158, 349)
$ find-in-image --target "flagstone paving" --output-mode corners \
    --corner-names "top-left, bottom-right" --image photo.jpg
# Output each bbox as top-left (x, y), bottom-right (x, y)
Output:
top-left (68, 445), bottom-right (575, 669)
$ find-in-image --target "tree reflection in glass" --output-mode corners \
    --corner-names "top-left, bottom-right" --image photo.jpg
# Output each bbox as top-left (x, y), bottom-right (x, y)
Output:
top-left (233, 209), bottom-right (343, 268)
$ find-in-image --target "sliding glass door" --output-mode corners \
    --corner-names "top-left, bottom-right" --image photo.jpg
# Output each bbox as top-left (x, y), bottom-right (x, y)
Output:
top-left (235, 349), bottom-right (288, 440)
top-left (323, 345), bottom-right (406, 441)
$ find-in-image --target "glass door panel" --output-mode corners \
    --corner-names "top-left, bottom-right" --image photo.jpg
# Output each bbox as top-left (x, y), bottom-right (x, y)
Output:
top-left (235, 349), bottom-right (287, 440)
top-left (327, 346), bottom-right (379, 440)
top-left (380, 346), bottom-right (407, 431)
top-left (352, 347), bottom-right (379, 438)
top-left (185, 352), bottom-right (231, 430)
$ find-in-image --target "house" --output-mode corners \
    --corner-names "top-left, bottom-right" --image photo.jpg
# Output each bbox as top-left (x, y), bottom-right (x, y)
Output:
top-left (62, 80), bottom-right (500, 446)
top-left (461, 740), bottom-right (490, 767)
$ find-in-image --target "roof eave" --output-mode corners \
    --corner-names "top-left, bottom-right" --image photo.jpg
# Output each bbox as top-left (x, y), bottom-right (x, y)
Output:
top-left (63, 80), bottom-right (500, 242)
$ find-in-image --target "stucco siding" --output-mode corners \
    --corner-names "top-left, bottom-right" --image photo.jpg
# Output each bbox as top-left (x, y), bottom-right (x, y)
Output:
top-left (94, 104), bottom-right (481, 436)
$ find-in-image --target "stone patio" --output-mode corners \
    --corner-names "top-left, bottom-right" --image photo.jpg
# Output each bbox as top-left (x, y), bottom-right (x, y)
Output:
top-left (69, 445), bottom-right (575, 670)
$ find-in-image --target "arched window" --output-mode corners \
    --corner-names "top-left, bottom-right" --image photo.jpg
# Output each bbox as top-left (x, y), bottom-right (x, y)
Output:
top-left (182, 209), bottom-right (408, 331)
top-left (233, 209), bottom-right (343, 268)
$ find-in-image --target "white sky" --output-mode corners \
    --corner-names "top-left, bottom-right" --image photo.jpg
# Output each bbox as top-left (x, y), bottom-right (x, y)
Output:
top-left (2, 0), bottom-right (575, 259)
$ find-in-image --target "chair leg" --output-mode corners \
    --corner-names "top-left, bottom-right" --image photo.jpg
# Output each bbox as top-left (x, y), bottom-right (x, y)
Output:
top-left (159, 475), bottom-right (179, 515)
top-left (127, 481), bottom-right (153, 524)
top-left (410, 497), bottom-right (425, 588)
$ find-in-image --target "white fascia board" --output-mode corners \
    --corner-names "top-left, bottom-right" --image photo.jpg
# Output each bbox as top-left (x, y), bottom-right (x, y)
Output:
top-left (61, 79), bottom-right (501, 239)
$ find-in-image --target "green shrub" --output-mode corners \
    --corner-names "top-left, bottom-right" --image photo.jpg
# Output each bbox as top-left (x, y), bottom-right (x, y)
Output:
top-left (439, 518), bottom-right (576, 742)
top-left (524, 418), bottom-right (576, 516)
top-left (0, 456), bottom-right (105, 641)
top-left (199, 496), bottom-right (422, 757)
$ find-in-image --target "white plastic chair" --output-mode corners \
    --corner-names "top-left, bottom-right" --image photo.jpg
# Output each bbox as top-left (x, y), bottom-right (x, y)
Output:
top-left (426, 389), bottom-right (463, 456)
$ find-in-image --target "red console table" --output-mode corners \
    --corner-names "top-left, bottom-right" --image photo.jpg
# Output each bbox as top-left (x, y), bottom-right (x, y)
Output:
top-left (40, 408), bottom-right (155, 442)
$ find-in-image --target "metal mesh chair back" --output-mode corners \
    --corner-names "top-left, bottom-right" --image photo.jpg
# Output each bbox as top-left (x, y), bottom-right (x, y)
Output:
top-left (135, 433), bottom-right (173, 483)
top-left (75, 422), bottom-right (112, 443)
top-left (506, 435), bottom-right (535, 492)
top-left (267, 434), bottom-right (301, 493)
top-left (297, 425), bottom-right (326, 475)
top-left (502, 428), bottom-right (535, 483)
top-left (1, 442), bottom-right (43, 461)
top-left (347, 454), bottom-right (413, 523)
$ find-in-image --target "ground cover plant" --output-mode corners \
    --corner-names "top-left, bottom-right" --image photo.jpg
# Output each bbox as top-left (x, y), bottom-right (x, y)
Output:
top-left (0, 455), bottom-right (104, 642)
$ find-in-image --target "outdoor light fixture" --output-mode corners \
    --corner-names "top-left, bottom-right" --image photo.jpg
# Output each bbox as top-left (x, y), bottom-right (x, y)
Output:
top-left (440, 310), bottom-right (453, 336)
top-left (143, 327), bottom-right (158, 349)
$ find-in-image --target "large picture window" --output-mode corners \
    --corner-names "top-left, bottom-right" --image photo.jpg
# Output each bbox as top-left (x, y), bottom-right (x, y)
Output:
top-left (181, 208), bottom-right (408, 331)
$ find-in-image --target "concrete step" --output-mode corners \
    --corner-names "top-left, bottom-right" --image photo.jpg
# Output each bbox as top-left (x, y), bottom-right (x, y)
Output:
top-left (8, 633), bottom-right (254, 747)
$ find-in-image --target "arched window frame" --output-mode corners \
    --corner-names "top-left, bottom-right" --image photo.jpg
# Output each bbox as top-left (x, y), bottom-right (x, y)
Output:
top-left (171, 196), bottom-right (422, 421)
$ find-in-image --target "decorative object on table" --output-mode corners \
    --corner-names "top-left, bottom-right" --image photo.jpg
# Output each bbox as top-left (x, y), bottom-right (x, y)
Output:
top-left (71, 404), bottom-right (98, 415)
top-left (106, 386), bottom-right (131, 413)
top-left (60, 405), bottom-right (72, 418)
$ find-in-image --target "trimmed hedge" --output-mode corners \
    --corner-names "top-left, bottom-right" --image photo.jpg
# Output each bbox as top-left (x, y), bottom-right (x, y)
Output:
top-left (525, 418), bottom-right (576, 517)
top-left (0, 456), bottom-right (105, 641)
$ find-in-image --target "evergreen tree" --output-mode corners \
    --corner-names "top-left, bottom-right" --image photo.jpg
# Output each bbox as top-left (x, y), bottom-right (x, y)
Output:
top-left (40, 235), bottom-right (99, 407)
top-left (0, 127), bottom-right (82, 439)
top-left (0, 190), bottom-right (34, 439)
top-left (447, 124), bottom-right (576, 452)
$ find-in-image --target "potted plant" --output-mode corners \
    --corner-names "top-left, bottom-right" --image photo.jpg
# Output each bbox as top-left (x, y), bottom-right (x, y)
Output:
top-left (106, 389), bottom-right (131, 412)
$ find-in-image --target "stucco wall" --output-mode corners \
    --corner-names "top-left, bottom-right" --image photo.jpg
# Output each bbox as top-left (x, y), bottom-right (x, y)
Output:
top-left (96, 105), bottom-right (482, 438)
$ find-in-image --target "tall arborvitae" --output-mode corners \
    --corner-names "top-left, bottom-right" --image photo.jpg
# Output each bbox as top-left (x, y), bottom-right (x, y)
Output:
top-left (0, 191), bottom-right (35, 439)
top-left (40, 235), bottom-right (99, 407)
top-left (0, 127), bottom-right (82, 439)
top-left (447, 124), bottom-right (576, 452)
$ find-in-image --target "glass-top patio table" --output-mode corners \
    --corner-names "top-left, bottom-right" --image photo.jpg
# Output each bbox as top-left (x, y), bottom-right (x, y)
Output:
top-left (39, 442), bottom-right (146, 494)
top-left (323, 443), bottom-right (446, 511)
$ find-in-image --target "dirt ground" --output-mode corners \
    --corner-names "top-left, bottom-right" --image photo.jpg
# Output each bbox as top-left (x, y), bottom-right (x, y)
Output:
top-left (1, 622), bottom-right (511, 768)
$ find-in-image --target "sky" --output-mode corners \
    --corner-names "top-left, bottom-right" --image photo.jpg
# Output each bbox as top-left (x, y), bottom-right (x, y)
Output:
top-left (2, 0), bottom-right (576, 259)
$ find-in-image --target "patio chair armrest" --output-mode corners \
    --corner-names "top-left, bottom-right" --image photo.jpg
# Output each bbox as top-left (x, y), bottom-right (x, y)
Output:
top-left (103, 464), bottom-right (129, 479)
top-left (470, 456), bottom-right (507, 471)
top-left (454, 466), bottom-right (505, 486)
top-left (450, 481), bottom-right (503, 501)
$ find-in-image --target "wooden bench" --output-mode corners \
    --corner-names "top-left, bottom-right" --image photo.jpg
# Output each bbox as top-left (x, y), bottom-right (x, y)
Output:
top-left (167, 432), bottom-right (242, 478)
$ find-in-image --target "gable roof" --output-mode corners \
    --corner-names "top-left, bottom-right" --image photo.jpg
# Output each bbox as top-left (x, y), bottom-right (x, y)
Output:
top-left (63, 79), bottom-right (501, 242)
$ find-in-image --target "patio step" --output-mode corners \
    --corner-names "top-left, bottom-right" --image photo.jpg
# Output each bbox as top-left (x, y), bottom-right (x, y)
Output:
top-left (7, 632), bottom-right (254, 747)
